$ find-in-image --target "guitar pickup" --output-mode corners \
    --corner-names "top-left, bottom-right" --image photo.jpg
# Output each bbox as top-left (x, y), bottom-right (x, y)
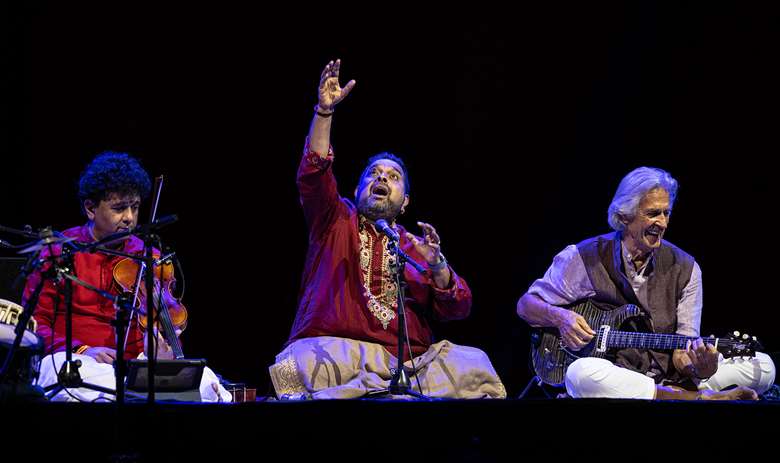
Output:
top-left (596, 325), bottom-right (610, 353)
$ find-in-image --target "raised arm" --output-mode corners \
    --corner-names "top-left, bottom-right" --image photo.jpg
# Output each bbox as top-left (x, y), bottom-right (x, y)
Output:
top-left (308, 59), bottom-right (356, 156)
top-left (297, 60), bottom-right (356, 240)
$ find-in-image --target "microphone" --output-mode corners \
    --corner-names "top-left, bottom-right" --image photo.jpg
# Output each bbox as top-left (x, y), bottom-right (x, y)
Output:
top-left (374, 219), bottom-right (400, 242)
top-left (133, 214), bottom-right (179, 235)
top-left (82, 215), bottom-right (179, 253)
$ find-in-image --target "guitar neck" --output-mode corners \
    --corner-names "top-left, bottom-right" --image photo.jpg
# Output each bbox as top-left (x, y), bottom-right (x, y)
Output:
top-left (605, 331), bottom-right (730, 353)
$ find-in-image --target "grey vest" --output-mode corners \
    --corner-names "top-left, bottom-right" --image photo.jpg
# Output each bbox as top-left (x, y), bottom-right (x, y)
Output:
top-left (576, 232), bottom-right (695, 380)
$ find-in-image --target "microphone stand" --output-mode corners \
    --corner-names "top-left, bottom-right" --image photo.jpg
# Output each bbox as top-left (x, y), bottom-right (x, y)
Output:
top-left (7, 220), bottom-right (176, 403)
top-left (52, 267), bottom-right (144, 403)
top-left (79, 215), bottom-right (179, 404)
top-left (0, 227), bottom-right (102, 400)
top-left (143, 232), bottom-right (157, 403)
top-left (42, 244), bottom-right (118, 399)
top-left (366, 230), bottom-right (429, 400)
top-left (387, 239), bottom-right (428, 398)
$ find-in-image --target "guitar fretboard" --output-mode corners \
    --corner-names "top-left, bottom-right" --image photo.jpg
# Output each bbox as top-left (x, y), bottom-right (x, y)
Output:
top-left (605, 331), bottom-right (735, 352)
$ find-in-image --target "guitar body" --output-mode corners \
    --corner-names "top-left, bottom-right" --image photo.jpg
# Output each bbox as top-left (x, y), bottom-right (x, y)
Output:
top-left (529, 299), bottom-right (759, 387)
top-left (530, 299), bottom-right (644, 386)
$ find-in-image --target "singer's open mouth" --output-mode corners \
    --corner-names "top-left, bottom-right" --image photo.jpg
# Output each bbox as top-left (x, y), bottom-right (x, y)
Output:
top-left (371, 184), bottom-right (390, 197)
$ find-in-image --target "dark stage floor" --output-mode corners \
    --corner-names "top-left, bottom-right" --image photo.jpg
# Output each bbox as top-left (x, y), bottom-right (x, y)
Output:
top-left (3, 394), bottom-right (777, 462)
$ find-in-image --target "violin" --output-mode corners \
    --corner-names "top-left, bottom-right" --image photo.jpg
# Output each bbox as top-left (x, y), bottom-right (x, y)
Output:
top-left (112, 255), bottom-right (188, 359)
top-left (111, 174), bottom-right (187, 359)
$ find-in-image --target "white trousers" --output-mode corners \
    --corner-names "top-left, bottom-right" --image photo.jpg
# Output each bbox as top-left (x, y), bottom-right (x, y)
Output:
top-left (35, 352), bottom-right (233, 402)
top-left (565, 352), bottom-right (776, 399)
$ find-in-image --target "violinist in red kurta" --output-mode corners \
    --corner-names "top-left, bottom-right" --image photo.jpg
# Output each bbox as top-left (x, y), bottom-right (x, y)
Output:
top-left (269, 60), bottom-right (505, 399)
top-left (24, 152), bottom-right (231, 402)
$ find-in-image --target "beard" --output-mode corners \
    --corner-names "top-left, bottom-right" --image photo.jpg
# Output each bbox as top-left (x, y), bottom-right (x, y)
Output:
top-left (357, 196), bottom-right (403, 222)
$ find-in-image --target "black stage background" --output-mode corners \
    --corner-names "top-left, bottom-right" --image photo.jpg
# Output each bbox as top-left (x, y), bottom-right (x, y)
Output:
top-left (3, 3), bottom-right (779, 397)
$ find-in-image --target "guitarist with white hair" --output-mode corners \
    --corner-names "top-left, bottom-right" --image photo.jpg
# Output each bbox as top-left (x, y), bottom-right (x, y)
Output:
top-left (517, 167), bottom-right (775, 400)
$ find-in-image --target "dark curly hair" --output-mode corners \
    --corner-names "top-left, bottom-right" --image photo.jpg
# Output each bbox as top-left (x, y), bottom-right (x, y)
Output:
top-left (357, 152), bottom-right (410, 196)
top-left (77, 152), bottom-right (152, 213)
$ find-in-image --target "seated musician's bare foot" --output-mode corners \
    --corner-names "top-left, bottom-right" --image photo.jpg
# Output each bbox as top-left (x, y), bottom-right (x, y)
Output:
top-left (700, 386), bottom-right (758, 401)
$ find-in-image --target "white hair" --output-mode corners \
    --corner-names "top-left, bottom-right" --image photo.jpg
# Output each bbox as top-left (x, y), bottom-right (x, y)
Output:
top-left (607, 167), bottom-right (678, 231)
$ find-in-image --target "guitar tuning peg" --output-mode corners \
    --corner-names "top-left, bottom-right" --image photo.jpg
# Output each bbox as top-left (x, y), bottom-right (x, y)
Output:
top-left (742, 333), bottom-right (749, 340)
top-left (753, 336), bottom-right (758, 341)
top-left (733, 331), bottom-right (740, 337)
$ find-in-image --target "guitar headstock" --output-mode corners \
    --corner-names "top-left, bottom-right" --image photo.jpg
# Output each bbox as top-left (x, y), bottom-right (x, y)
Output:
top-left (720, 331), bottom-right (762, 359)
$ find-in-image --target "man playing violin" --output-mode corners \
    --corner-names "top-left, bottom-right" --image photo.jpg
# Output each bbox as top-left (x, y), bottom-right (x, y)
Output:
top-left (23, 152), bottom-right (231, 402)
top-left (268, 60), bottom-right (505, 399)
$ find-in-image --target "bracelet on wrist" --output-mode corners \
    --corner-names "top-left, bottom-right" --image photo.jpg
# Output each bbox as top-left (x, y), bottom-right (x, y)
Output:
top-left (428, 254), bottom-right (447, 272)
top-left (314, 104), bottom-right (333, 118)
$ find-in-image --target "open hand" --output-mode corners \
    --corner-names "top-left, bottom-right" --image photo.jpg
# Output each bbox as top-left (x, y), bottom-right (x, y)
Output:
top-left (318, 59), bottom-right (356, 111)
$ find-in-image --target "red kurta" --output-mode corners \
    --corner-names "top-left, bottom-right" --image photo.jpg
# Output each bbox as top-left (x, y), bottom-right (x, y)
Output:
top-left (22, 224), bottom-right (147, 359)
top-left (288, 144), bottom-right (472, 355)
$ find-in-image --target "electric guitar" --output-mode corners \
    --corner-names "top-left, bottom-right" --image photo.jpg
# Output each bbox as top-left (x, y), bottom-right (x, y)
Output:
top-left (530, 299), bottom-right (761, 386)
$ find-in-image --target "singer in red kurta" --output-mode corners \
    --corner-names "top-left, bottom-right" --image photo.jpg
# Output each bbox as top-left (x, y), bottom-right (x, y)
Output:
top-left (269, 59), bottom-right (505, 399)
top-left (288, 144), bottom-right (472, 356)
